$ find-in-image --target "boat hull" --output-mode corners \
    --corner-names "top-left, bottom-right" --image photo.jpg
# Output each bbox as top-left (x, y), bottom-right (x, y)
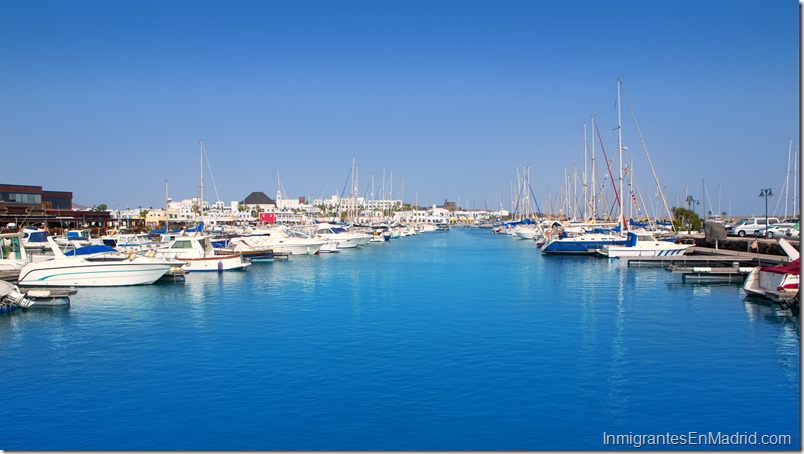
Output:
top-left (601, 246), bottom-right (688, 258)
top-left (542, 238), bottom-right (627, 255)
top-left (743, 268), bottom-right (800, 302)
top-left (18, 261), bottom-right (174, 287)
top-left (177, 254), bottom-right (250, 272)
top-left (268, 240), bottom-right (325, 255)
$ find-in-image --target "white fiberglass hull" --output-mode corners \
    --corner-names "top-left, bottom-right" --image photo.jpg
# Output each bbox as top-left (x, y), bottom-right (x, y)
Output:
top-left (328, 236), bottom-right (369, 248)
top-left (602, 244), bottom-right (689, 258)
top-left (316, 233), bottom-right (371, 249)
top-left (18, 259), bottom-right (175, 287)
top-left (230, 235), bottom-right (325, 255)
top-left (743, 268), bottom-right (800, 302)
top-left (267, 239), bottom-right (325, 255)
top-left (174, 254), bottom-right (250, 272)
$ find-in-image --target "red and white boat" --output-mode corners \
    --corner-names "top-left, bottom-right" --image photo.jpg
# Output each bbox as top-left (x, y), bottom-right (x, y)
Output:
top-left (743, 239), bottom-right (800, 307)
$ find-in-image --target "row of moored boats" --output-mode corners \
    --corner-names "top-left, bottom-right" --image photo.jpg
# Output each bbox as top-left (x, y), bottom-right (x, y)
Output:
top-left (0, 221), bottom-right (450, 311)
top-left (492, 218), bottom-right (800, 311)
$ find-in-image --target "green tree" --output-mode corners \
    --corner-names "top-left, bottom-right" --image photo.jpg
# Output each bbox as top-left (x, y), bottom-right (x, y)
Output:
top-left (672, 207), bottom-right (702, 231)
top-left (96, 204), bottom-right (107, 211)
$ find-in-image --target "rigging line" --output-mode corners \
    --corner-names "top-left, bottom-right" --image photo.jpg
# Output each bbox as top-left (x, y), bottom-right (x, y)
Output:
top-left (594, 121), bottom-right (626, 227)
top-left (527, 183), bottom-right (544, 219)
top-left (333, 164), bottom-right (353, 217)
top-left (201, 141), bottom-right (222, 203)
top-left (702, 181), bottom-right (715, 218)
top-left (620, 82), bottom-right (676, 232)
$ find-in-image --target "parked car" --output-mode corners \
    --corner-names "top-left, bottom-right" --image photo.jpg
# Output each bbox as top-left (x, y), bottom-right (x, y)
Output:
top-left (753, 222), bottom-right (795, 238)
top-left (784, 221), bottom-right (800, 240)
top-left (726, 217), bottom-right (780, 237)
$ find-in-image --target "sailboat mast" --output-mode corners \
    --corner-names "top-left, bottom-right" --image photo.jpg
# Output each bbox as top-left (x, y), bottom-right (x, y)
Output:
top-left (617, 78), bottom-right (625, 233)
top-left (785, 139), bottom-right (792, 219)
top-left (199, 139), bottom-right (204, 220)
top-left (629, 159), bottom-right (634, 220)
top-left (583, 122), bottom-right (588, 221)
top-left (793, 148), bottom-right (798, 217)
top-left (165, 179), bottom-right (169, 234)
top-left (591, 115), bottom-right (597, 220)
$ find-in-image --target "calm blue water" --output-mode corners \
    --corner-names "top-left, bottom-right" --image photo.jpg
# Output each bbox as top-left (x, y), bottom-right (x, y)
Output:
top-left (1, 228), bottom-right (799, 450)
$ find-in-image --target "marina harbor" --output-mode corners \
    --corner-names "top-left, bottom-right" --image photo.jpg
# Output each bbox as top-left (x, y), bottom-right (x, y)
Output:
top-left (0, 225), bottom-right (798, 450)
top-left (0, 1), bottom-right (798, 448)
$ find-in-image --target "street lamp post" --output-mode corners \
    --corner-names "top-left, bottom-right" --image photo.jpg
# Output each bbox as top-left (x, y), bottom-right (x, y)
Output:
top-left (685, 195), bottom-right (699, 232)
top-left (759, 188), bottom-right (773, 235)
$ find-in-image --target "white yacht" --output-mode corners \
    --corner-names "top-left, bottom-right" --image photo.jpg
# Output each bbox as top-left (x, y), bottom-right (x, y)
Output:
top-left (154, 235), bottom-right (250, 272)
top-left (229, 226), bottom-right (326, 255)
top-left (314, 223), bottom-right (371, 249)
top-left (18, 237), bottom-right (186, 287)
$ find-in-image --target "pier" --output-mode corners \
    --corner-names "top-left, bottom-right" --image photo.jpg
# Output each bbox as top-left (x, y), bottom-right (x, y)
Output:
top-left (620, 239), bottom-right (796, 284)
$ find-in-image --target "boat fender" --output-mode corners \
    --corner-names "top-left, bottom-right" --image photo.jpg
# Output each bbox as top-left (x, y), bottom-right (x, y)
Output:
top-left (692, 267), bottom-right (711, 272)
top-left (217, 260), bottom-right (223, 272)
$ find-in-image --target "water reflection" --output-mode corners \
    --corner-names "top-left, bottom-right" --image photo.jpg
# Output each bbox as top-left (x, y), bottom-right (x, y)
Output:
top-left (606, 261), bottom-right (628, 425)
top-left (0, 304), bottom-right (73, 349)
top-left (742, 295), bottom-right (800, 326)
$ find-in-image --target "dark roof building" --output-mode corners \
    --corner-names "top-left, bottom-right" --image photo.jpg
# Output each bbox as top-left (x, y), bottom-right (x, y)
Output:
top-left (441, 200), bottom-right (459, 212)
top-left (0, 183), bottom-right (111, 230)
top-left (242, 192), bottom-right (276, 206)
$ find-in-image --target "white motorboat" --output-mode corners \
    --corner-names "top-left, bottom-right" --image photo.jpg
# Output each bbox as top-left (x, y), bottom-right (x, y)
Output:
top-left (17, 237), bottom-right (187, 287)
top-left (0, 231), bottom-right (32, 271)
top-left (21, 226), bottom-right (50, 251)
top-left (314, 223), bottom-right (371, 249)
top-left (53, 229), bottom-right (95, 247)
top-left (229, 227), bottom-right (325, 255)
top-left (154, 235), bottom-right (250, 272)
top-left (102, 232), bottom-right (164, 252)
top-left (598, 232), bottom-right (690, 258)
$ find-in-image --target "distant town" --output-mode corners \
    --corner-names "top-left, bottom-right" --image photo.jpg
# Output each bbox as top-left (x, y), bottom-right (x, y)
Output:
top-left (0, 183), bottom-right (509, 233)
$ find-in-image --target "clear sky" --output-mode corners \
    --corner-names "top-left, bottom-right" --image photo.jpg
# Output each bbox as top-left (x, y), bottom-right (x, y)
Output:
top-left (0, 0), bottom-right (799, 218)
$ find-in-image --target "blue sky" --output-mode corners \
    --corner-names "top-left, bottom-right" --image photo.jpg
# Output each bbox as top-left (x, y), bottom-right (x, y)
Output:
top-left (0, 0), bottom-right (799, 218)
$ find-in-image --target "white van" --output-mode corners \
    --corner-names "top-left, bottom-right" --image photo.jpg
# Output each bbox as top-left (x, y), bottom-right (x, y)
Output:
top-left (727, 217), bottom-right (780, 237)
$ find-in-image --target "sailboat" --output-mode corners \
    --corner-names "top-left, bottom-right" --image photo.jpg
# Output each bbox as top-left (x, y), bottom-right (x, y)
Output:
top-left (542, 79), bottom-right (630, 255)
top-left (597, 231), bottom-right (691, 258)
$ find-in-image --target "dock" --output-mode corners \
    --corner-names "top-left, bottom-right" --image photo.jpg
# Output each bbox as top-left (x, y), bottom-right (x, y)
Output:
top-left (0, 269), bottom-right (19, 282)
top-left (619, 243), bottom-right (795, 284)
top-left (622, 245), bottom-right (792, 268)
top-left (667, 265), bottom-right (755, 283)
